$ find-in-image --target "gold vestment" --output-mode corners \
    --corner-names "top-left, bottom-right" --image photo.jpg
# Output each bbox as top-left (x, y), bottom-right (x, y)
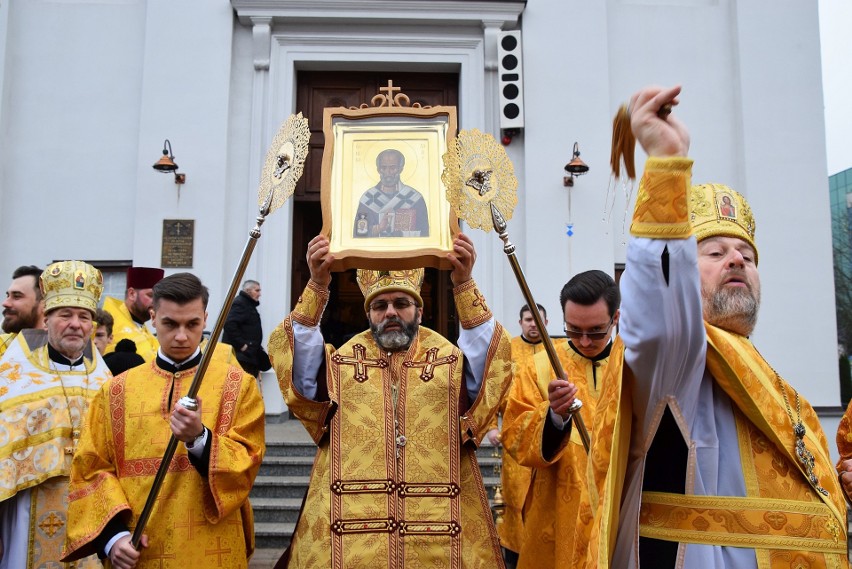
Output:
top-left (269, 279), bottom-right (512, 568)
top-left (62, 358), bottom-right (265, 568)
top-left (579, 158), bottom-right (848, 568)
top-left (503, 338), bottom-right (606, 569)
top-left (493, 335), bottom-right (542, 554)
top-left (102, 296), bottom-right (159, 361)
top-left (0, 330), bottom-right (110, 568)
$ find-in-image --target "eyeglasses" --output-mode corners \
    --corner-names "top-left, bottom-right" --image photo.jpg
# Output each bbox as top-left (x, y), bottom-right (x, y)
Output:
top-left (563, 317), bottom-right (614, 341)
top-left (369, 298), bottom-right (419, 312)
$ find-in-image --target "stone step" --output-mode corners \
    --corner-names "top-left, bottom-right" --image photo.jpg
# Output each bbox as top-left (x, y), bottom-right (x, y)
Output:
top-left (250, 476), bottom-right (310, 499)
top-left (257, 455), bottom-right (316, 477)
top-left (254, 522), bottom-right (294, 551)
top-left (251, 497), bottom-right (304, 524)
top-left (264, 440), bottom-right (318, 458)
top-left (249, 547), bottom-right (285, 569)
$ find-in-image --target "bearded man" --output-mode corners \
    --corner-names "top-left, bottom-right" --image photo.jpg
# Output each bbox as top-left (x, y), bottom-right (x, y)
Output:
top-left (102, 266), bottom-right (164, 361)
top-left (577, 85), bottom-right (847, 568)
top-left (268, 233), bottom-right (512, 568)
top-left (1, 265), bottom-right (45, 357)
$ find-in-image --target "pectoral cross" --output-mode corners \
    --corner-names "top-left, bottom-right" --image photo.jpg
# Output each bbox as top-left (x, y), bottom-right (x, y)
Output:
top-left (793, 422), bottom-right (829, 496)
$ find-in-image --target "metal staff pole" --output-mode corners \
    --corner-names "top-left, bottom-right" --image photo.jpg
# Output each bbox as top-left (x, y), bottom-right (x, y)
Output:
top-left (489, 202), bottom-right (591, 454)
top-left (131, 194), bottom-right (273, 548)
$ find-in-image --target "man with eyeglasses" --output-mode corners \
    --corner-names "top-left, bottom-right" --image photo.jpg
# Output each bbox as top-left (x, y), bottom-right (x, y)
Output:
top-left (501, 270), bottom-right (619, 569)
top-left (268, 232), bottom-right (512, 568)
top-left (579, 85), bottom-right (846, 568)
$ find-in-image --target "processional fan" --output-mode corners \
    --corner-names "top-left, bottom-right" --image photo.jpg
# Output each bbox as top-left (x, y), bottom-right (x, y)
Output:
top-left (442, 129), bottom-right (591, 454)
top-left (130, 114), bottom-right (312, 548)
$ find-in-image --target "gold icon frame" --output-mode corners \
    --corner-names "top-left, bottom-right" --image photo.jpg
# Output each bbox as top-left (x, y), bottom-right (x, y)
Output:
top-left (321, 103), bottom-right (460, 271)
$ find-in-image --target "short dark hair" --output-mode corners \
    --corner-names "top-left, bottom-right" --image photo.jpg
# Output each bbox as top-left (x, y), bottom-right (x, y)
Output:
top-left (95, 308), bottom-right (114, 336)
top-left (12, 265), bottom-right (43, 301)
top-left (519, 303), bottom-right (547, 320)
top-left (376, 148), bottom-right (405, 169)
top-left (152, 272), bottom-right (209, 310)
top-left (559, 270), bottom-right (620, 318)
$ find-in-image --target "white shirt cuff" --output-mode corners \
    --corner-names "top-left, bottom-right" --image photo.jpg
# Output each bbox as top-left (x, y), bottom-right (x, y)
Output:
top-left (184, 427), bottom-right (209, 457)
top-left (105, 530), bottom-right (131, 557)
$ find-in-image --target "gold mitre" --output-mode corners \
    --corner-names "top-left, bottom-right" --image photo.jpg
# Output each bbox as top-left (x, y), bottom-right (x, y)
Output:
top-left (40, 260), bottom-right (104, 315)
top-left (689, 183), bottom-right (758, 264)
top-left (357, 269), bottom-right (425, 311)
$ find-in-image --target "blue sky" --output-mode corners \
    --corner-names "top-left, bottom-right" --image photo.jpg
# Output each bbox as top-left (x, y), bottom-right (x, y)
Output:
top-left (819, 0), bottom-right (852, 175)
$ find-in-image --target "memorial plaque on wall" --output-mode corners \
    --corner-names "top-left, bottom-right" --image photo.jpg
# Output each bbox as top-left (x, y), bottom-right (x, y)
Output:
top-left (161, 219), bottom-right (194, 268)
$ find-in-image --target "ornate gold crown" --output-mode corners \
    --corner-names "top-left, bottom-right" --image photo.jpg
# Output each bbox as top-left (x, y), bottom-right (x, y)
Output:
top-left (40, 261), bottom-right (103, 315)
top-left (356, 269), bottom-right (425, 311)
top-left (689, 183), bottom-right (758, 264)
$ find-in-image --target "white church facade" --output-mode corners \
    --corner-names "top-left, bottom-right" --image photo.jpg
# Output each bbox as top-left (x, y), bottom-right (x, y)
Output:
top-left (0, 1), bottom-right (839, 425)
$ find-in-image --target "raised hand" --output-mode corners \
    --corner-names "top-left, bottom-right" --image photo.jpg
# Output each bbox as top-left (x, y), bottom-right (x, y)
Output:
top-left (629, 85), bottom-right (690, 158)
top-left (447, 233), bottom-right (476, 286)
top-left (306, 234), bottom-right (334, 288)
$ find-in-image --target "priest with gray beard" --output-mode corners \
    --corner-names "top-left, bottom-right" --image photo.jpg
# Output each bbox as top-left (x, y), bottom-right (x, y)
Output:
top-left (268, 232), bottom-right (513, 568)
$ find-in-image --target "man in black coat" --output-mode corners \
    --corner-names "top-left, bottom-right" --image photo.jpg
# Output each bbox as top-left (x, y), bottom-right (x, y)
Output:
top-left (223, 279), bottom-right (271, 379)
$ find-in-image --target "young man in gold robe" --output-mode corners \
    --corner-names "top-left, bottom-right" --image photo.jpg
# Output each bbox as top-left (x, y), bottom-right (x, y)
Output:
top-left (579, 85), bottom-right (847, 568)
top-left (501, 271), bottom-right (619, 569)
top-left (486, 303), bottom-right (548, 568)
top-left (62, 272), bottom-right (265, 569)
top-left (0, 261), bottom-right (110, 568)
top-left (269, 233), bottom-right (511, 568)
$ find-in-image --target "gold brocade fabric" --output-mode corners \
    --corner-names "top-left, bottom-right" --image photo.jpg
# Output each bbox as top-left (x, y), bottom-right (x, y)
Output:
top-left (454, 280), bottom-right (493, 330)
top-left (638, 490), bottom-right (845, 554)
top-left (268, 281), bottom-right (512, 568)
top-left (493, 336), bottom-right (543, 554)
top-left (0, 332), bottom-right (13, 358)
top-left (29, 477), bottom-right (103, 568)
top-left (0, 330), bottom-right (111, 568)
top-left (503, 338), bottom-right (605, 569)
top-left (836, 400), bottom-right (852, 465)
top-left (579, 328), bottom-right (848, 569)
top-left (102, 296), bottom-right (160, 362)
top-left (62, 359), bottom-right (265, 567)
top-left (629, 157), bottom-right (693, 239)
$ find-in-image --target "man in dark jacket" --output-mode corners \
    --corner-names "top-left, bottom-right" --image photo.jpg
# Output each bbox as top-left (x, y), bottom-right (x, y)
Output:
top-left (223, 279), bottom-right (270, 380)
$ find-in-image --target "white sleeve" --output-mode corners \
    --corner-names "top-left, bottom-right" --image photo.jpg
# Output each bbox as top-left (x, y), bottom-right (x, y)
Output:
top-left (291, 320), bottom-right (327, 401)
top-left (457, 317), bottom-right (495, 403)
top-left (620, 236), bottom-right (707, 439)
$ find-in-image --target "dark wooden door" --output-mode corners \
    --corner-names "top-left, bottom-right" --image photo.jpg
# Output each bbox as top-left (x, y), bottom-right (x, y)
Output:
top-left (292, 71), bottom-right (460, 347)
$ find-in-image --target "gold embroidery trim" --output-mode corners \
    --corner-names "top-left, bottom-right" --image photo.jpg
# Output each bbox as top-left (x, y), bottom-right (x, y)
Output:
top-left (398, 482), bottom-right (460, 498)
top-left (331, 518), bottom-right (397, 535)
top-left (330, 479), bottom-right (396, 495)
top-left (630, 157), bottom-right (693, 238)
top-left (292, 280), bottom-right (329, 327)
top-left (639, 491), bottom-right (846, 553)
top-left (399, 521), bottom-right (461, 536)
top-left (453, 279), bottom-right (491, 329)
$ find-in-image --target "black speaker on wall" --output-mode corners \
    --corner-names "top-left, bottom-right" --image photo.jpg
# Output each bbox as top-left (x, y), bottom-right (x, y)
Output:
top-left (498, 30), bottom-right (524, 130)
